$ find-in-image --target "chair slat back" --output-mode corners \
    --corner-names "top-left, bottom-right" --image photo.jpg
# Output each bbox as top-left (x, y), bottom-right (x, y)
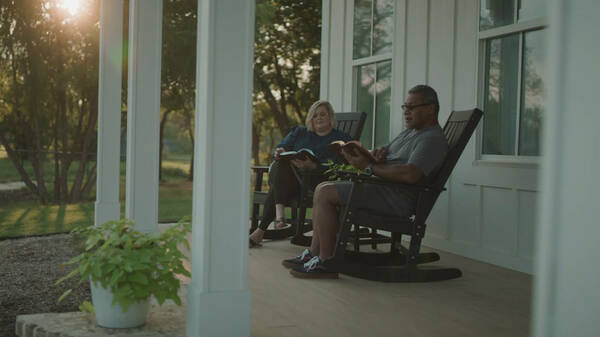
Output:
top-left (433, 108), bottom-right (483, 189)
top-left (335, 112), bottom-right (367, 140)
top-left (411, 109), bottom-right (482, 221)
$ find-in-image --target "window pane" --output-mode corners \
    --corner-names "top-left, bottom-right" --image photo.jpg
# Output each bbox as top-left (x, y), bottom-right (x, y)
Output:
top-left (372, 0), bottom-right (394, 56)
top-left (518, 0), bottom-right (546, 22)
top-left (355, 64), bottom-right (376, 149)
top-left (353, 0), bottom-right (372, 59)
top-left (482, 34), bottom-right (519, 155)
top-left (374, 61), bottom-right (392, 147)
top-left (480, 0), bottom-right (515, 31)
top-left (519, 30), bottom-right (545, 156)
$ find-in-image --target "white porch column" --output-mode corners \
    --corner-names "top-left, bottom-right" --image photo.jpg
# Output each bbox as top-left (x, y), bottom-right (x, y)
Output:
top-left (95, 0), bottom-right (123, 227)
top-left (533, 1), bottom-right (600, 337)
top-left (186, 0), bottom-right (254, 336)
top-left (125, 0), bottom-right (162, 233)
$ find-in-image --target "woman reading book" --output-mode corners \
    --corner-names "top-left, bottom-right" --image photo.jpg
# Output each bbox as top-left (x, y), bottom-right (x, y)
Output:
top-left (249, 100), bottom-right (352, 247)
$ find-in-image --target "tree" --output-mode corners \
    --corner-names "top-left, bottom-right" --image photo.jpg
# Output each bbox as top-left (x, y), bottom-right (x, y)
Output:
top-left (159, 0), bottom-right (197, 181)
top-left (252, 0), bottom-right (321, 164)
top-left (0, 0), bottom-right (100, 204)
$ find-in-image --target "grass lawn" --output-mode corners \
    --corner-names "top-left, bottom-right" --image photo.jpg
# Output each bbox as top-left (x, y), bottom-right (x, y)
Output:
top-left (0, 201), bottom-right (94, 238)
top-left (0, 155), bottom-right (309, 238)
top-left (0, 181), bottom-right (194, 238)
top-left (0, 156), bottom-right (195, 238)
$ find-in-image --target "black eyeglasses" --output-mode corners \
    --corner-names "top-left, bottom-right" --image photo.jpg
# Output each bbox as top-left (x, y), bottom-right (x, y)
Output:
top-left (401, 102), bottom-right (432, 111)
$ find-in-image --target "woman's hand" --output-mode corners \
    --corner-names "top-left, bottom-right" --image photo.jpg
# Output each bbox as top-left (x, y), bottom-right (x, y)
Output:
top-left (273, 147), bottom-right (286, 160)
top-left (290, 158), bottom-right (317, 170)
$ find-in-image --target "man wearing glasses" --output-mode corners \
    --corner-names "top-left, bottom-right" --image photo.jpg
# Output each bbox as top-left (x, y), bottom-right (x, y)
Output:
top-left (282, 84), bottom-right (449, 279)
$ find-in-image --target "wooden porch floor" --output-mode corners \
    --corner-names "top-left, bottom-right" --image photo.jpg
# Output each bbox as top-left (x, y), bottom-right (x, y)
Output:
top-left (247, 240), bottom-right (532, 337)
top-left (14, 231), bottom-right (532, 337)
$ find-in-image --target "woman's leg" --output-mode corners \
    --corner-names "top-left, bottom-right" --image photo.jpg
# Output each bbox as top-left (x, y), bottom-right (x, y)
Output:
top-left (270, 160), bottom-right (300, 206)
top-left (271, 161), bottom-right (301, 228)
top-left (249, 189), bottom-right (276, 244)
top-left (250, 161), bottom-right (300, 243)
top-left (274, 203), bottom-right (286, 228)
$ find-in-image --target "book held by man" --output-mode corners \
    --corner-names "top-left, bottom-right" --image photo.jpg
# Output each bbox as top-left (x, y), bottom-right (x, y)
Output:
top-left (327, 140), bottom-right (378, 164)
top-left (278, 148), bottom-right (318, 162)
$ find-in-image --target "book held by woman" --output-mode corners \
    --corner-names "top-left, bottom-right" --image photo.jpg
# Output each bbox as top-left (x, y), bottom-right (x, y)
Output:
top-left (278, 148), bottom-right (319, 162)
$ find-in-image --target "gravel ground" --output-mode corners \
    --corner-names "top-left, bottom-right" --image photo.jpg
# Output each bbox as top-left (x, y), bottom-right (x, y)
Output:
top-left (0, 234), bottom-right (91, 337)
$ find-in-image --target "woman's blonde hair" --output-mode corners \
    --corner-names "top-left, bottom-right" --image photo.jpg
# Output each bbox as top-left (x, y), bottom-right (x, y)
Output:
top-left (305, 100), bottom-right (336, 132)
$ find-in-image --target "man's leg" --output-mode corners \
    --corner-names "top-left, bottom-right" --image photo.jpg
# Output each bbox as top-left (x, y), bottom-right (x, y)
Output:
top-left (284, 181), bottom-right (341, 278)
top-left (281, 181), bottom-right (340, 271)
top-left (311, 182), bottom-right (340, 260)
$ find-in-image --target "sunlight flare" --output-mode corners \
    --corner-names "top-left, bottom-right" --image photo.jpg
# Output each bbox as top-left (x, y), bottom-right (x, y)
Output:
top-left (57, 0), bottom-right (82, 16)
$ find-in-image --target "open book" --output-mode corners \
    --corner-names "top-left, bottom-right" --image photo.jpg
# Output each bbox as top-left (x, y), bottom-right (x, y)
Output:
top-left (327, 140), bottom-right (378, 164)
top-left (278, 148), bottom-right (318, 162)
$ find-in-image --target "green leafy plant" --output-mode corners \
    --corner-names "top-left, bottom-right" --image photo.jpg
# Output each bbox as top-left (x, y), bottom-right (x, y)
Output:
top-left (323, 161), bottom-right (362, 180)
top-left (79, 300), bottom-right (94, 314)
top-left (57, 218), bottom-right (191, 311)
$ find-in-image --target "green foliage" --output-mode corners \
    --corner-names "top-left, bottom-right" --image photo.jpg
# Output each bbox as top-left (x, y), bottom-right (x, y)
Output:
top-left (0, 0), bottom-right (100, 204)
top-left (56, 218), bottom-right (191, 312)
top-left (252, 0), bottom-right (322, 164)
top-left (79, 300), bottom-right (94, 314)
top-left (324, 161), bottom-right (362, 180)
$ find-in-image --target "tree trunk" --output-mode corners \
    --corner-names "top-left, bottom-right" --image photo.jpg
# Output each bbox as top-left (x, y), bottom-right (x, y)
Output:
top-left (257, 77), bottom-right (290, 135)
top-left (69, 90), bottom-right (98, 203)
top-left (159, 110), bottom-right (172, 182)
top-left (251, 123), bottom-right (260, 165)
top-left (184, 110), bottom-right (194, 181)
top-left (54, 46), bottom-right (67, 203)
top-left (0, 132), bottom-right (39, 196)
top-left (187, 131), bottom-right (194, 181)
top-left (24, 37), bottom-right (49, 204)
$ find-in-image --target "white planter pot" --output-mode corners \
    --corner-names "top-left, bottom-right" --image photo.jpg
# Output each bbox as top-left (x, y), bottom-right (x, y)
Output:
top-left (90, 281), bottom-right (150, 328)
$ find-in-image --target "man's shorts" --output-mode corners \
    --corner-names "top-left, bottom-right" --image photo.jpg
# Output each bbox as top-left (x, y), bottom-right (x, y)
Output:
top-left (333, 181), bottom-right (415, 218)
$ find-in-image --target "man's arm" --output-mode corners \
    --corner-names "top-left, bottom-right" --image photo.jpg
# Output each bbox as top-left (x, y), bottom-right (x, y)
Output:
top-left (370, 162), bottom-right (422, 184)
top-left (342, 149), bottom-right (423, 184)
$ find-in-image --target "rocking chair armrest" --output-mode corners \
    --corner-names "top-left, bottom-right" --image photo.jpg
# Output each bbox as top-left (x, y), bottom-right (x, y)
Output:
top-left (334, 170), bottom-right (445, 193)
top-left (250, 165), bottom-right (269, 174)
top-left (251, 165), bottom-right (270, 192)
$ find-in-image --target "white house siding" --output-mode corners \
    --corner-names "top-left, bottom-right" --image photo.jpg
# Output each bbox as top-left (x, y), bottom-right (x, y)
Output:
top-left (321, 0), bottom-right (538, 273)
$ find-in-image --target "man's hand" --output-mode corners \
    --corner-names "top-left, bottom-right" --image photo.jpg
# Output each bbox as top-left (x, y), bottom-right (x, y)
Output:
top-left (342, 148), bottom-right (370, 170)
top-left (273, 147), bottom-right (285, 160)
top-left (290, 158), bottom-right (317, 170)
top-left (371, 146), bottom-right (387, 162)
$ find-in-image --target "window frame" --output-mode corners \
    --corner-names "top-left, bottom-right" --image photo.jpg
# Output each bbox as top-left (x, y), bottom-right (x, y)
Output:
top-left (476, 1), bottom-right (547, 163)
top-left (350, 0), bottom-right (395, 150)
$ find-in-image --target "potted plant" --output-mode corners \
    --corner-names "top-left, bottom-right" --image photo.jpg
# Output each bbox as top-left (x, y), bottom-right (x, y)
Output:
top-left (57, 218), bottom-right (191, 328)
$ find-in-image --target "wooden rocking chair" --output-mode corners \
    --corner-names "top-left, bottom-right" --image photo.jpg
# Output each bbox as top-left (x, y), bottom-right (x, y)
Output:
top-left (249, 112), bottom-right (367, 241)
top-left (329, 108), bottom-right (482, 282)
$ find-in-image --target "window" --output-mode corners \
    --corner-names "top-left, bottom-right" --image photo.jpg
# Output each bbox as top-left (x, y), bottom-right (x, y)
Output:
top-left (352, 0), bottom-right (393, 149)
top-left (479, 0), bottom-right (546, 157)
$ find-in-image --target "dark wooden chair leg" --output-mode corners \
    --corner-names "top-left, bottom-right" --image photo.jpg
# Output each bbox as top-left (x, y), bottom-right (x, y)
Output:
top-left (370, 229), bottom-right (377, 250)
top-left (290, 204), bottom-right (312, 246)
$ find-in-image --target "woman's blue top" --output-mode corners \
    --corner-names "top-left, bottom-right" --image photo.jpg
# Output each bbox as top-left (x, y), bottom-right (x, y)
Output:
top-left (276, 126), bottom-right (352, 164)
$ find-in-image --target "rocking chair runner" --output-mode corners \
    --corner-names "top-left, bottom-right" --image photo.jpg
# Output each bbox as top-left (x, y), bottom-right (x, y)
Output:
top-left (249, 112), bottom-right (367, 240)
top-left (330, 108), bottom-right (483, 282)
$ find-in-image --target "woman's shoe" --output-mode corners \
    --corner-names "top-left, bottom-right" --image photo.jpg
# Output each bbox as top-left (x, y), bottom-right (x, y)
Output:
top-left (249, 238), bottom-right (262, 248)
top-left (273, 218), bottom-right (287, 229)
